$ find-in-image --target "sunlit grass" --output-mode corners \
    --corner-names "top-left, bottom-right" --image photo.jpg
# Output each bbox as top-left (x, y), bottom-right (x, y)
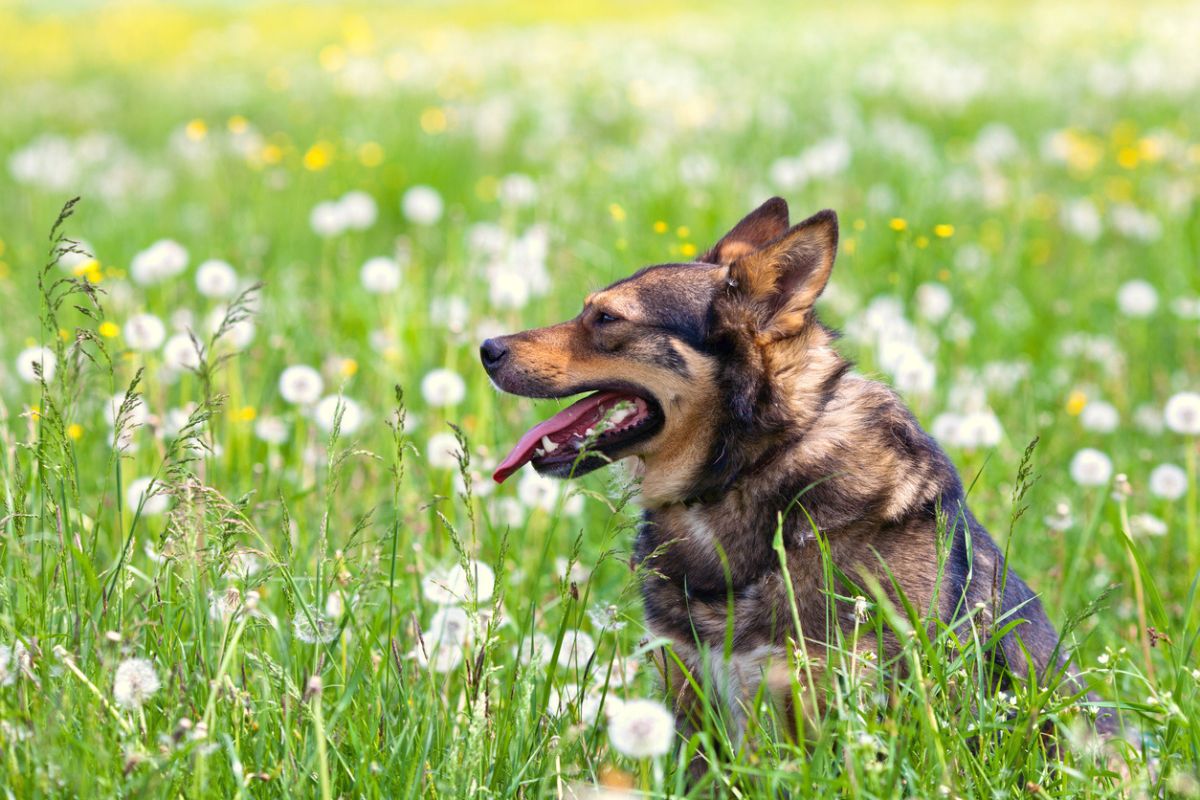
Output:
top-left (1, 1), bottom-right (1199, 797)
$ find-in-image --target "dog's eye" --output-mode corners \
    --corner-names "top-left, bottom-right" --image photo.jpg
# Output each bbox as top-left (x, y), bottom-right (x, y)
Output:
top-left (596, 311), bottom-right (620, 325)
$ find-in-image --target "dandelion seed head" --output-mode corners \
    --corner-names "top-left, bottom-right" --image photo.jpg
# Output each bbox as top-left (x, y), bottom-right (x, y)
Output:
top-left (112, 658), bottom-right (161, 709)
top-left (607, 698), bottom-right (674, 758)
top-left (421, 368), bottom-right (466, 407)
top-left (1164, 392), bottom-right (1200, 435)
top-left (360, 256), bottom-right (401, 293)
top-left (131, 239), bottom-right (188, 285)
top-left (314, 395), bottom-right (363, 434)
top-left (402, 185), bottom-right (444, 225)
top-left (1070, 448), bottom-right (1113, 487)
top-left (195, 259), bottom-right (239, 298)
top-left (292, 610), bottom-right (338, 644)
top-left (278, 365), bottom-right (323, 405)
top-left (15, 346), bottom-right (56, 383)
top-left (1148, 463), bottom-right (1187, 501)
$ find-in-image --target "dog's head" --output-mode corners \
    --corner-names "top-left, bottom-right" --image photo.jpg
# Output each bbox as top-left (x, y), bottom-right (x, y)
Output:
top-left (482, 197), bottom-right (841, 504)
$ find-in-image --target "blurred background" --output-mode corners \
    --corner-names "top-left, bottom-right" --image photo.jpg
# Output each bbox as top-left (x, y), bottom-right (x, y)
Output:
top-left (0, 0), bottom-right (1198, 796)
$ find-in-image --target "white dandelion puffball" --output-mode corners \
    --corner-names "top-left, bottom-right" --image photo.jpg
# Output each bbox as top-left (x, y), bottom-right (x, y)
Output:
top-left (206, 307), bottom-right (255, 351)
top-left (0, 641), bottom-right (32, 686)
top-left (254, 416), bottom-right (290, 445)
top-left (1148, 463), bottom-right (1187, 501)
top-left (518, 469), bottom-right (560, 511)
top-left (112, 658), bottom-right (161, 709)
top-left (421, 368), bottom-right (466, 407)
top-left (310, 200), bottom-right (348, 238)
top-left (127, 477), bottom-right (168, 516)
top-left (402, 185), bottom-right (444, 225)
top-left (1129, 513), bottom-right (1168, 538)
top-left (499, 173), bottom-right (538, 207)
top-left (1164, 392), bottom-right (1200, 435)
top-left (105, 391), bottom-right (149, 429)
top-left (130, 239), bottom-right (188, 285)
top-left (421, 560), bottom-right (496, 605)
top-left (415, 642), bottom-right (462, 673)
top-left (339, 190), bottom-right (378, 230)
top-left (360, 256), bottom-right (401, 293)
top-left (427, 606), bottom-right (472, 648)
top-left (123, 313), bottom-right (166, 351)
top-left (558, 629), bottom-right (596, 672)
top-left (1069, 448), bottom-right (1113, 487)
top-left (1116, 280), bottom-right (1158, 317)
top-left (15, 346), bottom-right (56, 383)
top-left (489, 270), bottom-right (532, 310)
top-left (162, 333), bottom-right (202, 372)
top-left (607, 698), bottom-right (675, 759)
top-left (278, 365), bottom-right (324, 405)
top-left (1079, 400), bottom-right (1119, 433)
top-left (195, 259), bottom-right (239, 298)
top-left (426, 431), bottom-right (463, 470)
top-left (292, 610), bottom-right (338, 644)
top-left (314, 395), bottom-right (364, 434)
top-left (57, 239), bottom-right (94, 271)
top-left (914, 282), bottom-right (953, 323)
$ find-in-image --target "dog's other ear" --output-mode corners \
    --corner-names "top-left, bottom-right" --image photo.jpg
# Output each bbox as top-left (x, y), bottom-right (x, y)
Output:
top-left (728, 209), bottom-right (838, 338)
top-left (700, 197), bottom-right (790, 265)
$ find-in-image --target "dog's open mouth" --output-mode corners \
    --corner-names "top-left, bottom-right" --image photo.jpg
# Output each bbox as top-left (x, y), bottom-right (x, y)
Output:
top-left (493, 390), bottom-right (663, 483)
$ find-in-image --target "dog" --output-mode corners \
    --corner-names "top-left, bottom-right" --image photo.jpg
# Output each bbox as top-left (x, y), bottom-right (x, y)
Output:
top-left (481, 197), bottom-right (1114, 765)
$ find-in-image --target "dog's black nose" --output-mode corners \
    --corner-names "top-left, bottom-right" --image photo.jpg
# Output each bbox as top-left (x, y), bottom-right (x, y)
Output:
top-left (480, 338), bottom-right (509, 371)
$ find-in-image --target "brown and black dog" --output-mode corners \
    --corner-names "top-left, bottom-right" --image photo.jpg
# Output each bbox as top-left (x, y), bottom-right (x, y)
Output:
top-left (481, 197), bottom-right (1111, 759)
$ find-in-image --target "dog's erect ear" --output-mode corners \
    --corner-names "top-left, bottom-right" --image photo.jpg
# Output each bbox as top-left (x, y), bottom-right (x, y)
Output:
top-left (727, 209), bottom-right (838, 338)
top-left (700, 197), bottom-right (790, 265)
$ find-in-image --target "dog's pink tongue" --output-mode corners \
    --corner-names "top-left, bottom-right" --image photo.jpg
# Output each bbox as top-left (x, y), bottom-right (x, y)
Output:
top-left (493, 391), bottom-right (622, 483)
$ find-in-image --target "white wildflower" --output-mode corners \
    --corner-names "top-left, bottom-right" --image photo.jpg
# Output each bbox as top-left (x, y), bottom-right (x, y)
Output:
top-left (426, 431), bottom-right (463, 470)
top-left (518, 469), bottom-right (560, 511)
top-left (195, 259), bottom-right (239, 299)
top-left (15, 346), bottom-right (56, 383)
top-left (360, 256), bottom-right (401, 293)
top-left (1164, 392), bottom-right (1200, 435)
top-left (421, 560), bottom-right (495, 605)
top-left (558, 629), bottom-right (595, 672)
top-left (278, 365), bottom-right (323, 405)
top-left (1069, 448), bottom-right (1113, 487)
top-left (123, 313), bottom-right (166, 351)
top-left (309, 200), bottom-right (347, 238)
top-left (1148, 463), bottom-right (1187, 501)
top-left (162, 333), bottom-right (202, 372)
top-left (607, 698), bottom-right (674, 758)
top-left (1116, 280), bottom-right (1158, 317)
top-left (112, 658), bottom-right (161, 709)
top-left (1080, 401), bottom-right (1119, 433)
top-left (292, 610), bottom-right (338, 644)
top-left (0, 641), bottom-right (32, 686)
top-left (130, 239), bottom-right (188, 285)
top-left (254, 416), bottom-right (289, 445)
top-left (414, 642), bottom-right (462, 673)
top-left (1129, 513), bottom-right (1168, 538)
top-left (338, 190), bottom-right (377, 230)
top-left (914, 283), bottom-right (952, 323)
top-left (314, 395), bottom-right (363, 435)
top-left (402, 185), bottom-right (443, 225)
top-left (208, 587), bottom-right (243, 621)
top-left (127, 477), bottom-right (168, 516)
top-left (421, 368), bottom-right (466, 407)
top-left (427, 606), bottom-right (472, 648)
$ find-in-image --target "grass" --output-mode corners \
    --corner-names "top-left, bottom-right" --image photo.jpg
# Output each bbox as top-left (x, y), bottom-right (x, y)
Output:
top-left (1, 1), bottom-right (1199, 797)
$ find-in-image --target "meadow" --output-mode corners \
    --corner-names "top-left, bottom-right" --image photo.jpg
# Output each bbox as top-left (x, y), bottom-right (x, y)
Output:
top-left (0, 1), bottom-right (1198, 797)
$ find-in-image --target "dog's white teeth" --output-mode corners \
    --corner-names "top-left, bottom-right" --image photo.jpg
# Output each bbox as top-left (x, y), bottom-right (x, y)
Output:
top-left (534, 448), bottom-right (545, 458)
top-left (609, 406), bottom-right (633, 425)
top-left (584, 426), bottom-right (596, 437)
top-left (540, 435), bottom-right (559, 453)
